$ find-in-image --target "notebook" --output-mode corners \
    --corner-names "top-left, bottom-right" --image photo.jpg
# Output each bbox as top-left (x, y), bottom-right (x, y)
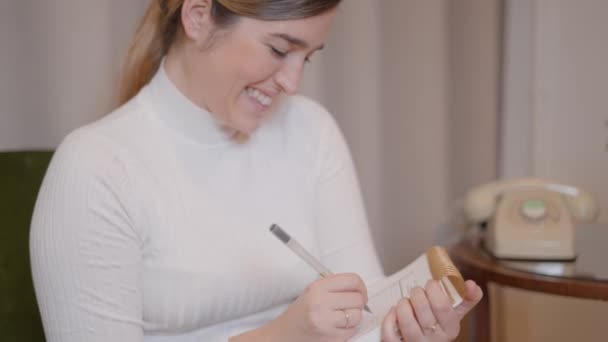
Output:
top-left (351, 246), bottom-right (465, 341)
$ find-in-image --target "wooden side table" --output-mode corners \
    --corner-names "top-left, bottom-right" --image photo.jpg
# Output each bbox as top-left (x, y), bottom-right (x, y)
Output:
top-left (449, 223), bottom-right (608, 341)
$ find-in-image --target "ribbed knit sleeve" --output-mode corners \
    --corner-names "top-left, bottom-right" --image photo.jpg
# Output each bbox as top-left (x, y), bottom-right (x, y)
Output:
top-left (30, 129), bottom-right (144, 342)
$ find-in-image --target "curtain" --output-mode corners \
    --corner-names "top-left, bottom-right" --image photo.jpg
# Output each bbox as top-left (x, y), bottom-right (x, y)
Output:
top-left (303, 0), bottom-right (501, 271)
top-left (0, 0), bottom-right (147, 150)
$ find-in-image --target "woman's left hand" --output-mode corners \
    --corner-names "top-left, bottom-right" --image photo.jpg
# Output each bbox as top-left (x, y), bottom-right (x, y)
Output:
top-left (380, 279), bottom-right (483, 341)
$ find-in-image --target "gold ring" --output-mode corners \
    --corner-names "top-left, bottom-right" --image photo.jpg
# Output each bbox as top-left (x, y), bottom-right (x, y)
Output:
top-left (343, 310), bottom-right (350, 328)
top-left (424, 322), bottom-right (439, 332)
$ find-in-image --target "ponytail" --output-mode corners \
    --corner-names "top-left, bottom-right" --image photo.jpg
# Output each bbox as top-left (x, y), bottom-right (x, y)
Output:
top-left (116, 1), bottom-right (183, 107)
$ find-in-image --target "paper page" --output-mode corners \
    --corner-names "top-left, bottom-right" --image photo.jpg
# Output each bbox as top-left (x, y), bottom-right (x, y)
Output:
top-left (351, 254), bottom-right (432, 340)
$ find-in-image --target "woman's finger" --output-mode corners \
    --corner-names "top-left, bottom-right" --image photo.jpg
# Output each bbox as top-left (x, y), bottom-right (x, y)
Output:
top-left (394, 297), bottom-right (424, 341)
top-left (381, 306), bottom-right (403, 342)
top-left (329, 292), bottom-right (366, 311)
top-left (454, 280), bottom-right (483, 320)
top-left (320, 273), bottom-right (368, 299)
top-left (332, 308), bottom-right (363, 330)
top-left (425, 280), bottom-right (459, 337)
top-left (409, 286), bottom-right (442, 336)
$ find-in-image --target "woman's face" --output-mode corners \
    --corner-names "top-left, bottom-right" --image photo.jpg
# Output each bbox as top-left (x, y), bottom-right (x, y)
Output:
top-left (172, 5), bottom-right (337, 135)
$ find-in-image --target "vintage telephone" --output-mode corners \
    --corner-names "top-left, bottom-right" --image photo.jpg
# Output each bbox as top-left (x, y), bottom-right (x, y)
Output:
top-left (464, 178), bottom-right (600, 260)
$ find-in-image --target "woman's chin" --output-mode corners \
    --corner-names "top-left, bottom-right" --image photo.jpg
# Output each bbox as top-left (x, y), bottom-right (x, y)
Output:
top-left (218, 110), bottom-right (261, 135)
top-left (240, 122), bottom-right (261, 135)
top-left (237, 112), bottom-right (267, 133)
top-left (225, 120), bottom-right (257, 140)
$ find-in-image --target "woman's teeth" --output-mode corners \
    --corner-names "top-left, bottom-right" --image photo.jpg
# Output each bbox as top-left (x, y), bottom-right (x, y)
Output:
top-left (246, 87), bottom-right (272, 107)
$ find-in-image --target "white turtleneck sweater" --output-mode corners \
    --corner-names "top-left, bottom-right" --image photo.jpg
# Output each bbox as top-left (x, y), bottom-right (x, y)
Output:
top-left (30, 64), bottom-right (384, 342)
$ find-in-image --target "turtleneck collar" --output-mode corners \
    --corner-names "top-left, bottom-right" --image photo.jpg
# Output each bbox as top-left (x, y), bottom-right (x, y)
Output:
top-left (141, 61), bottom-right (236, 146)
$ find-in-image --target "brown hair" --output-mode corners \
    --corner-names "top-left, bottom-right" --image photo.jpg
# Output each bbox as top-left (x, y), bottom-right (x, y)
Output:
top-left (116, 0), bottom-right (341, 107)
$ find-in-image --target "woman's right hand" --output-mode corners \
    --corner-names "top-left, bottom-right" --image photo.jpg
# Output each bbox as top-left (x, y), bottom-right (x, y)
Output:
top-left (272, 273), bottom-right (369, 342)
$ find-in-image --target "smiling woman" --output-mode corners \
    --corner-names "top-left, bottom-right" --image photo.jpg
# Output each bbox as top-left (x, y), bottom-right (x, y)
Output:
top-left (29, 1), bottom-right (481, 342)
top-left (118, 0), bottom-right (338, 135)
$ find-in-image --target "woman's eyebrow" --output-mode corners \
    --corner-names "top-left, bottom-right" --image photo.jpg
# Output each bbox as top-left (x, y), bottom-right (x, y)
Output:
top-left (270, 33), bottom-right (325, 51)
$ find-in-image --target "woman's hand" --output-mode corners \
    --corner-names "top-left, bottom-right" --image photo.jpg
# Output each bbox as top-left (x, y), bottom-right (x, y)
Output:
top-left (273, 273), bottom-right (369, 342)
top-left (380, 279), bottom-right (483, 342)
top-left (229, 273), bottom-right (369, 342)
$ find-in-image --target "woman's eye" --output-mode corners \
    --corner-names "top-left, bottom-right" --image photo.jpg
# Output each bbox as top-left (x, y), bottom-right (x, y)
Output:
top-left (270, 46), bottom-right (287, 58)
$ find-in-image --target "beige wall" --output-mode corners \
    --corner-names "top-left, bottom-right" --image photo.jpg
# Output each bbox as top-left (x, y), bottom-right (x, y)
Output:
top-left (498, 0), bottom-right (608, 341)
top-left (0, 0), bottom-right (146, 150)
top-left (447, 0), bottom-right (501, 202)
top-left (502, 0), bottom-right (608, 223)
top-left (532, 0), bottom-right (608, 224)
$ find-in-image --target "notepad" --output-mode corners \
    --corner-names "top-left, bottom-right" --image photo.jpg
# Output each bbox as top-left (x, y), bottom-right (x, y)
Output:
top-left (351, 246), bottom-right (465, 341)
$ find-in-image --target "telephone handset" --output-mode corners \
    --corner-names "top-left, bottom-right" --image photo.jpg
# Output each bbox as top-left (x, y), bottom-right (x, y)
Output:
top-left (464, 178), bottom-right (600, 260)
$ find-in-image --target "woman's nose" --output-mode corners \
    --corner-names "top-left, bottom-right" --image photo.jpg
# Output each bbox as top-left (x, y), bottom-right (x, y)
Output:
top-left (275, 61), bottom-right (304, 95)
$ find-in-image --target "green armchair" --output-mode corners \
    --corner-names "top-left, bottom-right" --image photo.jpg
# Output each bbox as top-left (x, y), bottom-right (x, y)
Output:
top-left (0, 151), bottom-right (53, 342)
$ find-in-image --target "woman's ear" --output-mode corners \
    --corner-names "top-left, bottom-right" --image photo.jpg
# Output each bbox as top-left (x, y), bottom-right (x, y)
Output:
top-left (181, 0), bottom-right (213, 42)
